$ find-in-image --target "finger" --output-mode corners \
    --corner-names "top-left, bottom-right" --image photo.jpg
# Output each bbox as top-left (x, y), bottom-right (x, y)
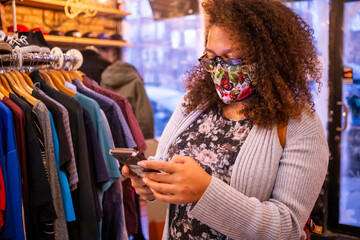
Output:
top-left (143, 172), bottom-right (174, 184)
top-left (129, 175), bottom-right (147, 188)
top-left (134, 186), bottom-right (153, 196)
top-left (171, 155), bottom-right (190, 164)
top-left (143, 177), bottom-right (177, 195)
top-left (152, 191), bottom-right (181, 205)
top-left (122, 165), bottom-right (139, 178)
top-left (138, 160), bottom-right (178, 173)
top-left (140, 193), bottom-right (156, 201)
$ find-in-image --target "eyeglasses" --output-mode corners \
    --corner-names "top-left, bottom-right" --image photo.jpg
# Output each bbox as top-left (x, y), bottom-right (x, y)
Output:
top-left (198, 54), bottom-right (244, 73)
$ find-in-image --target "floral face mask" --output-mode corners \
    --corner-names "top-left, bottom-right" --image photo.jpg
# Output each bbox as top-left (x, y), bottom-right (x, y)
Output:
top-left (199, 55), bottom-right (257, 104)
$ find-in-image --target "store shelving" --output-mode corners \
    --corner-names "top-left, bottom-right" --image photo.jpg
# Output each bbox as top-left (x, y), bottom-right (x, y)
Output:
top-left (15, 0), bottom-right (132, 47)
top-left (44, 35), bottom-right (133, 48)
top-left (17, 0), bottom-right (131, 19)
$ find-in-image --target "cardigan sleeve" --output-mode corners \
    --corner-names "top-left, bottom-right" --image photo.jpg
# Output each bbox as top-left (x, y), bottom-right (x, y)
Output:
top-left (155, 93), bottom-right (188, 161)
top-left (189, 117), bottom-right (329, 239)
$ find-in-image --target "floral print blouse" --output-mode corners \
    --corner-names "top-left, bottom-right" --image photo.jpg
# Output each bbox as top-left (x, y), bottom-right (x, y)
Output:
top-left (166, 106), bottom-right (253, 240)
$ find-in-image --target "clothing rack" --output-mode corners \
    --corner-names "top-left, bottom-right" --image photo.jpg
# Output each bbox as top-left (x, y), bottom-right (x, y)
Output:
top-left (0, 47), bottom-right (83, 71)
top-left (11, 0), bottom-right (17, 33)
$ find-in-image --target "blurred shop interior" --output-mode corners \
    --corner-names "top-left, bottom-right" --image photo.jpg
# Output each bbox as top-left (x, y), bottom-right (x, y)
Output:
top-left (0, 0), bottom-right (359, 239)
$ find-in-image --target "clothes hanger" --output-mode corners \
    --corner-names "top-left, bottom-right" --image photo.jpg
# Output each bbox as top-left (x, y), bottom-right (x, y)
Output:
top-left (59, 69), bottom-right (72, 83)
top-left (47, 70), bottom-right (76, 97)
top-left (8, 71), bottom-right (24, 92)
top-left (10, 71), bottom-right (33, 95)
top-left (66, 71), bottom-right (75, 81)
top-left (39, 70), bottom-right (58, 90)
top-left (70, 70), bottom-right (84, 82)
top-left (0, 75), bottom-right (10, 97)
top-left (20, 72), bottom-right (34, 88)
top-left (49, 70), bottom-right (66, 82)
top-left (0, 74), bottom-right (13, 95)
top-left (0, 89), bottom-right (4, 101)
top-left (4, 72), bottom-right (37, 105)
top-left (3, 72), bottom-right (37, 105)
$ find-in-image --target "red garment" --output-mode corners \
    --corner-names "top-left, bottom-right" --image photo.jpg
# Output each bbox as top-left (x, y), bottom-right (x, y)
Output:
top-left (122, 179), bottom-right (138, 235)
top-left (0, 164), bottom-right (5, 231)
top-left (1, 97), bottom-right (29, 233)
top-left (82, 76), bottom-right (147, 153)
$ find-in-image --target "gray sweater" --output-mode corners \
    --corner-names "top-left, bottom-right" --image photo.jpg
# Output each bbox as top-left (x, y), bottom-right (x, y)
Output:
top-left (155, 96), bottom-right (329, 240)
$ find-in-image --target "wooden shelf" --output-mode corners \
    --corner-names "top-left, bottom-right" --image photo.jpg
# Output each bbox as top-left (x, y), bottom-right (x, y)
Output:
top-left (44, 35), bottom-right (133, 48)
top-left (17, 0), bottom-right (131, 19)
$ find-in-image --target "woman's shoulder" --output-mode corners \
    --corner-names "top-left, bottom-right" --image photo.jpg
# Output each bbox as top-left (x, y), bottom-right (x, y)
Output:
top-left (287, 108), bottom-right (326, 142)
top-left (173, 91), bottom-right (199, 117)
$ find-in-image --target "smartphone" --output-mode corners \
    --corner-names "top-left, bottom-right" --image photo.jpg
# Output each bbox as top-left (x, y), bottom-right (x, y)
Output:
top-left (109, 148), bottom-right (159, 177)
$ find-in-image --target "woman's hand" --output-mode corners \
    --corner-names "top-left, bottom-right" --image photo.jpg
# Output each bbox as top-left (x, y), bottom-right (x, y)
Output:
top-left (121, 165), bottom-right (155, 201)
top-left (138, 155), bottom-right (212, 205)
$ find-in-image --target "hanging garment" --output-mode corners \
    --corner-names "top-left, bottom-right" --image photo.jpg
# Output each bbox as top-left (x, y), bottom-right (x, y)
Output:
top-left (30, 71), bottom-right (99, 240)
top-left (10, 93), bottom-right (56, 240)
top-left (101, 61), bottom-right (154, 139)
top-left (71, 91), bottom-right (120, 192)
top-left (82, 77), bottom-right (146, 153)
top-left (82, 108), bottom-right (109, 222)
top-left (31, 86), bottom-right (76, 221)
top-left (32, 85), bottom-right (78, 191)
top-left (73, 79), bottom-right (136, 149)
top-left (0, 101), bottom-right (24, 240)
top-left (48, 112), bottom-right (76, 222)
top-left (0, 164), bottom-right (5, 231)
top-left (121, 179), bottom-right (138, 236)
top-left (0, 107), bottom-right (12, 239)
top-left (102, 179), bottom-right (127, 240)
top-left (100, 109), bottom-right (115, 149)
top-left (2, 97), bottom-right (30, 232)
top-left (82, 108), bottom-right (109, 188)
top-left (33, 100), bottom-right (69, 240)
top-left (81, 77), bottom-right (141, 236)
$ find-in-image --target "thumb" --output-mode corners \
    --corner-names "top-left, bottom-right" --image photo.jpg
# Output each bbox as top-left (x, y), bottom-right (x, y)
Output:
top-left (121, 165), bottom-right (130, 178)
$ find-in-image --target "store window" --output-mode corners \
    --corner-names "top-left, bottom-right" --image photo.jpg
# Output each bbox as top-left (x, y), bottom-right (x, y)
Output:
top-left (340, 1), bottom-right (360, 228)
top-left (122, 0), bottom-right (203, 137)
top-left (285, 0), bottom-right (329, 134)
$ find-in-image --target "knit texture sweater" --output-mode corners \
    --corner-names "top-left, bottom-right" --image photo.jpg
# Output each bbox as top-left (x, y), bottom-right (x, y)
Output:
top-left (155, 96), bottom-right (329, 240)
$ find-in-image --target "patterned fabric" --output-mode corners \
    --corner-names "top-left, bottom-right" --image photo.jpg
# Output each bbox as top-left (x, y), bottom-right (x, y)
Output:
top-left (167, 106), bottom-right (252, 240)
top-left (211, 63), bottom-right (256, 104)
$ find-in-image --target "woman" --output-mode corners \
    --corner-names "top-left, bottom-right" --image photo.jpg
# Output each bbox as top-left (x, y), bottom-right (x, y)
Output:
top-left (122, 0), bottom-right (329, 239)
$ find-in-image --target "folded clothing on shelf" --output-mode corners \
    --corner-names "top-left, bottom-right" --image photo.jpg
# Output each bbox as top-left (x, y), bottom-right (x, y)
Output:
top-left (65, 30), bottom-right (82, 38)
top-left (0, 42), bottom-right (12, 54)
top-left (5, 35), bottom-right (41, 53)
top-left (49, 30), bottom-right (65, 36)
top-left (83, 32), bottom-right (97, 38)
top-left (18, 31), bottom-right (53, 53)
top-left (97, 33), bottom-right (125, 41)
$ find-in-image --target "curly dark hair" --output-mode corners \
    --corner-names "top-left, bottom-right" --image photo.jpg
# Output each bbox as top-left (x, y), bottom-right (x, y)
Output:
top-left (183, 0), bottom-right (322, 128)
